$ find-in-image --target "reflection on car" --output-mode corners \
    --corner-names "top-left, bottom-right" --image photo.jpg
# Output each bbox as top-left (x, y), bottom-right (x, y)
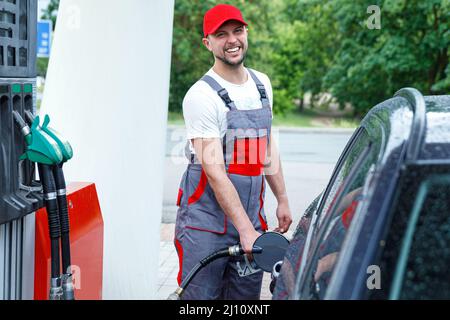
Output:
top-left (272, 88), bottom-right (450, 300)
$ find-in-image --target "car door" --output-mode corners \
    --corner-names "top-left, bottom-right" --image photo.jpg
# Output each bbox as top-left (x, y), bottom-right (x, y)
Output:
top-left (294, 128), bottom-right (381, 299)
top-left (273, 124), bottom-right (382, 299)
top-left (369, 162), bottom-right (450, 299)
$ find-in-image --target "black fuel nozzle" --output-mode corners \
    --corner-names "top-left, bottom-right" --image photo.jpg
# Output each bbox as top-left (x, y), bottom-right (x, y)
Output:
top-left (24, 110), bottom-right (35, 126)
top-left (12, 111), bottom-right (32, 141)
top-left (229, 244), bottom-right (263, 256)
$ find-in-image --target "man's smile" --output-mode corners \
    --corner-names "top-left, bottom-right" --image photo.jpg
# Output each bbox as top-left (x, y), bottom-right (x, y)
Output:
top-left (225, 46), bottom-right (241, 55)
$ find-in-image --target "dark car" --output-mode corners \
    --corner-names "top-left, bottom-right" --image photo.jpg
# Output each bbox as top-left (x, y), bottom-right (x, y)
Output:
top-left (272, 88), bottom-right (450, 300)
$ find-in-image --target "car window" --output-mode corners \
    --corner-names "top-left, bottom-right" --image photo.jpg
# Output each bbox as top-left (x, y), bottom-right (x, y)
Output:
top-left (299, 135), bottom-right (380, 299)
top-left (390, 174), bottom-right (450, 300)
top-left (317, 128), bottom-right (370, 229)
top-left (289, 128), bottom-right (363, 285)
top-left (292, 127), bottom-right (367, 289)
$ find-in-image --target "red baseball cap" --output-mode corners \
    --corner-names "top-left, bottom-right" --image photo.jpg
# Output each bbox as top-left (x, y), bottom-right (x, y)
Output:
top-left (203, 4), bottom-right (248, 37)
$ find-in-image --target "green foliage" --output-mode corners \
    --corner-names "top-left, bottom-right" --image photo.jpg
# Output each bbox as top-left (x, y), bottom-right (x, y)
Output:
top-left (41, 0), bottom-right (60, 30)
top-left (37, 0), bottom-right (449, 118)
top-left (37, 57), bottom-right (49, 77)
top-left (170, 0), bottom-right (449, 118)
top-left (270, 0), bottom-right (339, 112)
top-left (323, 0), bottom-right (449, 116)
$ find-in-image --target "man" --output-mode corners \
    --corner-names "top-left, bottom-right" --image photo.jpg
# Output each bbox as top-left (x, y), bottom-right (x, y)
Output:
top-left (174, 3), bottom-right (292, 300)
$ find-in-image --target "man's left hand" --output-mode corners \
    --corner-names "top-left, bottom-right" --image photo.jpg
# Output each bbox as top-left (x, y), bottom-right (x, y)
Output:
top-left (273, 200), bottom-right (292, 234)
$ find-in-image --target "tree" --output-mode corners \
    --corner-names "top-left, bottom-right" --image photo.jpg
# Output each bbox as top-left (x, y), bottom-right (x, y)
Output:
top-left (269, 0), bottom-right (339, 112)
top-left (37, 0), bottom-right (60, 77)
top-left (323, 0), bottom-right (449, 116)
top-left (267, 0), bottom-right (449, 116)
top-left (41, 0), bottom-right (60, 30)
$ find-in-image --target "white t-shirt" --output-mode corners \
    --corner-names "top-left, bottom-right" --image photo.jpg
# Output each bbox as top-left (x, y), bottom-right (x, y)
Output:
top-left (183, 68), bottom-right (273, 154)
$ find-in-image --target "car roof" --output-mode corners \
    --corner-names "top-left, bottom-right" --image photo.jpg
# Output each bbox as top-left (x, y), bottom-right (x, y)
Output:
top-left (420, 95), bottom-right (450, 160)
top-left (361, 90), bottom-right (450, 163)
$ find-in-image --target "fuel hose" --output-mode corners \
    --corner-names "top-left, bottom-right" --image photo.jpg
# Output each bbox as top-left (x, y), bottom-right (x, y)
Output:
top-left (38, 163), bottom-right (63, 300)
top-left (52, 164), bottom-right (75, 300)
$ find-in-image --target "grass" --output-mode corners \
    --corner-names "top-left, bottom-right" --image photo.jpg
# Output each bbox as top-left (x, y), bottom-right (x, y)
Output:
top-left (167, 111), bottom-right (185, 125)
top-left (273, 109), bottom-right (359, 128)
top-left (168, 109), bottom-right (360, 129)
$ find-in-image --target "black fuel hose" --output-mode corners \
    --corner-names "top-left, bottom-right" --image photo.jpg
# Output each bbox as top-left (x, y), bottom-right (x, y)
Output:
top-left (38, 164), bottom-right (62, 281)
top-left (52, 163), bottom-right (75, 300)
top-left (52, 164), bottom-right (71, 273)
top-left (179, 248), bottom-right (230, 292)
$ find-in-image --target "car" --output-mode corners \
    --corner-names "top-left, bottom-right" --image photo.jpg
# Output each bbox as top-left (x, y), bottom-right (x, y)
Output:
top-left (271, 88), bottom-right (450, 300)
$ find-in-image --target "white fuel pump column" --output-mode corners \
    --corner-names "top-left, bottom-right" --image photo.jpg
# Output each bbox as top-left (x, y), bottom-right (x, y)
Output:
top-left (40, 0), bottom-right (174, 299)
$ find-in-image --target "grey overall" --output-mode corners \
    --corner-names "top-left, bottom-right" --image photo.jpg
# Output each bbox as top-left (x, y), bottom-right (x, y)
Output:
top-left (174, 69), bottom-right (272, 300)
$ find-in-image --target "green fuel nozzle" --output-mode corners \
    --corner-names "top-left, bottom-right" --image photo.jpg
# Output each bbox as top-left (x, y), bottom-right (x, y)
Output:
top-left (24, 111), bottom-right (73, 163)
top-left (12, 111), bottom-right (63, 165)
top-left (41, 115), bottom-right (73, 162)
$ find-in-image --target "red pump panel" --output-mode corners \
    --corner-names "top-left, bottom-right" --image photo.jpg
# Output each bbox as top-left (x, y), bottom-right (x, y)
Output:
top-left (34, 182), bottom-right (104, 300)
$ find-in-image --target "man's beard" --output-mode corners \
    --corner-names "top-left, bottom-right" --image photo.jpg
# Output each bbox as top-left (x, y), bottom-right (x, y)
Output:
top-left (216, 50), bottom-right (247, 68)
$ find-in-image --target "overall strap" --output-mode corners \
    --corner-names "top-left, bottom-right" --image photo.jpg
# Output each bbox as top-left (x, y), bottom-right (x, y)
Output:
top-left (201, 75), bottom-right (237, 110)
top-left (248, 69), bottom-right (272, 146)
top-left (247, 68), bottom-right (270, 109)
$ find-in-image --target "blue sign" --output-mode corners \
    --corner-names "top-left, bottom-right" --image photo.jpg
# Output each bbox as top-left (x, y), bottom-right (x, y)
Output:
top-left (37, 20), bottom-right (52, 58)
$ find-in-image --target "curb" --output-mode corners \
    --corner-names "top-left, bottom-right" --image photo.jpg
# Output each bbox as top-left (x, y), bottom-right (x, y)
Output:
top-left (167, 124), bottom-right (357, 134)
top-left (272, 126), bottom-right (356, 134)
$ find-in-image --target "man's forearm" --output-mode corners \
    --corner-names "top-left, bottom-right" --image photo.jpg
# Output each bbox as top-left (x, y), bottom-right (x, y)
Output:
top-left (192, 137), bottom-right (260, 252)
top-left (193, 137), bottom-right (254, 233)
top-left (264, 134), bottom-right (289, 204)
top-left (205, 170), bottom-right (254, 234)
top-left (265, 160), bottom-right (289, 204)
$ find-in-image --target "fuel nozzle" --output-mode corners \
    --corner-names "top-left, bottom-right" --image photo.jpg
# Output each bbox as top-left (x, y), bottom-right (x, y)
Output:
top-left (12, 112), bottom-right (63, 165)
top-left (12, 111), bottom-right (32, 145)
top-left (24, 110), bottom-right (35, 125)
top-left (49, 277), bottom-right (63, 300)
top-left (229, 244), bottom-right (263, 256)
top-left (61, 273), bottom-right (75, 300)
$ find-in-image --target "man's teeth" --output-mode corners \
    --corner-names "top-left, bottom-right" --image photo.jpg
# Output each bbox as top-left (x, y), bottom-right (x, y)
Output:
top-left (227, 47), bottom-right (240, 53)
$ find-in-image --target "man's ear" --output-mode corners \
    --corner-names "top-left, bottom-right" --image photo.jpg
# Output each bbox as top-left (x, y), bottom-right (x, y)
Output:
top-left (202, 37), bottom-right (212, 51)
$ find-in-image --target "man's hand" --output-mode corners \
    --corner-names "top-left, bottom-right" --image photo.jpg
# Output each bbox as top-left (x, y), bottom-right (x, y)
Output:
top-left (274, 197), bottom-right (292, 234)
top-left (314, 252), bottom-right (339, 282)
top-left (239, 228), bottom-right (262, 254)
